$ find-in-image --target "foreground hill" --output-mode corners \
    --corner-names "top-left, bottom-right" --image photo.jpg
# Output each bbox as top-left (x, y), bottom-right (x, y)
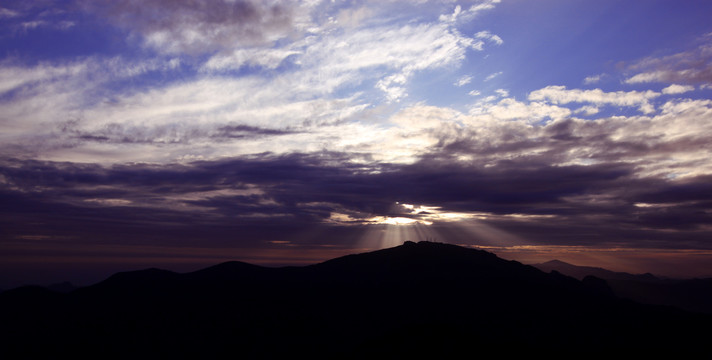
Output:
top-left (1, 241), bottom-right (710, 358)
top-left (534, 259), bottom-right (712, 314)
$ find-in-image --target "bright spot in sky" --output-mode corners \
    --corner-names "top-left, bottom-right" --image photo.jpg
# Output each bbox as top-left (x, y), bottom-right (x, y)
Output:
top-left (353, 202), bottom-right (540, 251)
top-left (371, 216), bottom-right (422, 225)
top-left (362, 203), bottom-right (475, 226)
top-left (329, 202), bottom-right (474, 227)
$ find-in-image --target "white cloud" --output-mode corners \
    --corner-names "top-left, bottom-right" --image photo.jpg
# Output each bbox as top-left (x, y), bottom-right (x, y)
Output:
top-left (0, 62), bottom-right (88, 95)
top-left (464, 0), bottom-right (502, 19)
top-left (298, 21), bottom-right (485, 100)
top-left (416, 95), bottom-right (712, 179)
top-left (574, 105), bottom-right (599, 116)
top-left (202, 48), bottom-right (300, 72)
top-left (625, 71), bottom-right (669, 84)
top-left (335, 6), bottom-right (374, 29)
top-left (454, 75), bottom-right (472, 87)
top-left (661, 84), bottom-right (695, 95)
top-left (481, 98), bottom-right (571, 122)
top-left (468, 90), bottom-right (481, 96)
top-left (583, 74), bottom-right (604, 84)
top-left (439, 4), bottom-right (463, 23)
top-left (468, 93), bottom-right (572, 124)
top-left (528, 85), bottom-right (661, 114)
top-left (0, 57), bottom-right (347, 161)
top-left (474, 30), bottom-right (503, 45)
top-left (484, 71), bottom-right (503, 82)
top-left (439, 1), bottom-right (501, 24)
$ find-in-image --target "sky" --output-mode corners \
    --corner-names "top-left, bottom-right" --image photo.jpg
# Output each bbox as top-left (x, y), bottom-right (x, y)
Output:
top-left (2, 0), bottom-right (712, 288)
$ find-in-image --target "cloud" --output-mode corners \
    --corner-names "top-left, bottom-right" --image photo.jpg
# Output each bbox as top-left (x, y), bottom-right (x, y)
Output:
top-left (624, 41), bottom-right (712, 85)
top-left (662, 84), bottom-right (695, 95)
top-left (1, 0), bottom-right (506, 163)
top-left (201, 48), bottom-right (299, 72)
top-left (469, 98), bottom-right (571, 124)
top-left (494, 89), bottom-right (509, 97)
top-left (2, 147), bottom-right (711, 253)
top-left (0, 62), bottom-right (86, 95)
top-left (81, 0), bottom-right (307, 55)
top-left (0, 58), bottom-right (369, 163)
top-left (439, 1), bottom-right (501, 24)
top-left (484, 71), bottom-right (503, 82)
top-left (3, 49), bottom-right (712, 263)
top-left (583, 74), bottom-right (604, 85)
top-left (528, 85), bottom-right (661, 114)
top-left (473, 30), bottom-right (503, 50)
top-left (574, 105), bottom-right (599, 116)
top-left (300, 20), bottom-right (489, 101)
top-left (454, 75), bottom-right (473, 87)
top-left (0, 7), bottom-right (20, 18)
top-left (0, 1), bottom-right (80, 35)
top-left (335, 6), bottom-right (374, 29)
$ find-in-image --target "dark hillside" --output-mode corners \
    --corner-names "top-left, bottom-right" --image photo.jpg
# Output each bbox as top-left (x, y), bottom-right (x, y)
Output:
top-left (1, 241), bottom-right (709, 358)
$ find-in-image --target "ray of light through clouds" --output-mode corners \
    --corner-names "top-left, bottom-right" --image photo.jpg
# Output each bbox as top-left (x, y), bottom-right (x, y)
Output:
top-left (2, 0), bottom-right (712, 287)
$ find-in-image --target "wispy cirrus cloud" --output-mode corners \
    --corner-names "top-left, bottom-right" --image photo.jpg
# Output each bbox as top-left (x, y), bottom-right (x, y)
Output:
top-left (439, 0), bottom-right (502, 24)
top-left (473, 30), bottom-right (503, 49)
top-left (483, 71), bottom-right (503, 82)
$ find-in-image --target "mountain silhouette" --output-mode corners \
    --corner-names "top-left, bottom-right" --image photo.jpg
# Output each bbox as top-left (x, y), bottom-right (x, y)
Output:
top-left (534, 259), bottom-right (712, 314)
top-left (534, 259), bottom-right (661, 282)
top-left (1, 241), bottom-right (710, 358)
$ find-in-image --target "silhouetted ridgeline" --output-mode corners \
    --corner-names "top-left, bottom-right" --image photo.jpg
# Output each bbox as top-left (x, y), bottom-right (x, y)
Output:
top-left (534, 259), bottom-right (712, 314)
top-left (1, 241), bottom-right (710, 358)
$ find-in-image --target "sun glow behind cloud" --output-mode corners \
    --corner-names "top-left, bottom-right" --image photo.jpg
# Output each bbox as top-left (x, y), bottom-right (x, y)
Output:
top-left (329, 202), bottom-right (476, 227)
top-left (338, 202), bottom-right (537, 251)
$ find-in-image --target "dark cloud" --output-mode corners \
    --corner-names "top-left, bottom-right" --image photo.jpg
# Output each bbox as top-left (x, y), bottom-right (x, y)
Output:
top-left (81, 0), bottom-right (298, 54)
top-left (215, 124), bottom-right (299, 139)
top-left (58, 121), bottom-right (299, 146)
top-left (2, 148), bottom-right (712, 288)
top-left (2, 151), bottom-right (711, 254)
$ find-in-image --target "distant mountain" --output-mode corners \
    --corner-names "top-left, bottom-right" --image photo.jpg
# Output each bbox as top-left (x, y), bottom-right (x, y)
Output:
top-left (534, 259), bottom-right (712, 314)
top-left (533, 259), bottom-right (661, 282)
top-left (1, 241), bottom-right (709, 358)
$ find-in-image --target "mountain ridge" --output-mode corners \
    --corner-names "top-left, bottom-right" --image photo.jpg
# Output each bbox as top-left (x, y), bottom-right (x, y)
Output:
top-left (1, 241), bottom-right (710, 358)
top-left (534, 259), bottom-right (662, 282)
top-left (534, 258), bottom-right (712, 314)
